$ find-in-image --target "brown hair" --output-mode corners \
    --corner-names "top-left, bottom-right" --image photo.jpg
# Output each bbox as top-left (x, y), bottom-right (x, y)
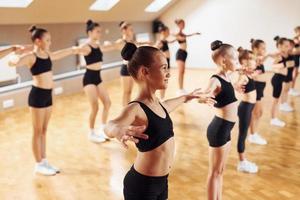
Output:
top-left (119, 21), bottom-right (131, 30)
top-left (86, 19), bottom-right (100, 33)
top-left (250, 38), bottom-right (265, 50)
top-left (274, 36), bottom-right (289, 47)
top-left (237, 47), bottom-right (254, 63)
top-left (121, 43), bottom-right (161, 79)
top-left (29, 25), bottom-right (48, 42)
top-left (211, 40), bottom-right (233, 63)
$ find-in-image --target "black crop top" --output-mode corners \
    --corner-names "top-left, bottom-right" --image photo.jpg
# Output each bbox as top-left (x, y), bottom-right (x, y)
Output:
top-left (160, 40), bottom-right (169, 52)
top-left (244, 76), bottom-right (256, 93)
top-left (212, 75), bottom-right (237, 108)
top-left (84, 45), bottom-right (103, 65)
top-left (129, 101), bottom-right (174, 152)
top-left (30, 54), bottom-right (52, 76)
top-left (177, 33), bottom-right (186, 44)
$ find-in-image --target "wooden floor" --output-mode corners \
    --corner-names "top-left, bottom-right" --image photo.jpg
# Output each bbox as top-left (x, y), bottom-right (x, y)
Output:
top-left (0, 69), bottom-right (300, 200)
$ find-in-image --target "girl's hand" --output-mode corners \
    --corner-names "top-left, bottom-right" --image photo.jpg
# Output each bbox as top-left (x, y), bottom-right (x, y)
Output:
top-left (196, 90), bottom-right (216, 106)
top-left (116, 125), bottom-right (148, 149)
top-left (184, 88), bottom-right (202, 102)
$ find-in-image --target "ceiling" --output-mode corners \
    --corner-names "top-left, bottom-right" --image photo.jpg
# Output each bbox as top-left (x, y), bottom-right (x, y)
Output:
top-left (0, 0), bottom-right (179, 25)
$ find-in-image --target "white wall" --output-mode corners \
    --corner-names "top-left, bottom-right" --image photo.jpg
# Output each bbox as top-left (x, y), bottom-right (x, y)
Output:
top-left (159, 0), bottom-right (300, 69)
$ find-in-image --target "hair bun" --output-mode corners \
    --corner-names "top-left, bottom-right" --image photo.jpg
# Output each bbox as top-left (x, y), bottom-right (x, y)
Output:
top-left (29, 25), bottom-right (37, 33)
top-left (237, 46), bottom-right (244, 52)
top-left (250, 38), bottom-right (255, 43)
top-left (121, 42), bottom-right (137, 61)
top-left (86, 19), bottom-right (93, 26)
top-left (274, 36), bottom-right (280, 41)
top-left (119, 21), bottom-right (125, 27)
top-left (211, 40), bottom-right (223, 51)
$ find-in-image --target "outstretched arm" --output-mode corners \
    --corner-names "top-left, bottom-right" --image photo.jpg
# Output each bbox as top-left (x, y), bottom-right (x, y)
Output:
top-left (163, 88), bottom-right (215, 113)
top-left (186, 32), bottom-right (201, 37)
top-left (104, 104), bottom-right (149, 148)
top-left (8, 53), bottom-right (35, 68)
top-left (50, 46), bottom-right (81, 61)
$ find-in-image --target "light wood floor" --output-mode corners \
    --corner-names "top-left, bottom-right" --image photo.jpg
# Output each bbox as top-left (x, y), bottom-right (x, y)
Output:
top-left (0, 69), bottom-right (300, 200)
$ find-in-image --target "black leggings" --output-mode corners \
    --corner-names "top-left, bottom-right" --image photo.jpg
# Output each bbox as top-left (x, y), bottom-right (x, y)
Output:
top-left (123, 166), bottom-right (168, 200)
top-left (237, 101), bottom-right (255, 153)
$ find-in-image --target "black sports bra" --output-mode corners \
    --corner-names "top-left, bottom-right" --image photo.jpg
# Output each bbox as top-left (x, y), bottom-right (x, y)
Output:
top-left (244, 76), bottom-right (256, 93)
top-left (177, 33), bottom-right (186, 44)
top-left (30, 54), bottom-right (52, 76)
top-left (129, 101), bottom-right (174, 152)
top-left (84, 44), bottom-right (103, 65)
top-left (211, 75), bottom-right (237, 108)
top-left (160, 40), bottom-right (169, 52)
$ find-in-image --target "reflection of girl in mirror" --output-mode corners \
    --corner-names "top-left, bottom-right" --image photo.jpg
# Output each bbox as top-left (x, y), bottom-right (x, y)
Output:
top-left (116, 21), bottom-right (152, 106)
top-left (9, 25), bottom-right (82, 176)
top-left (76, 20), bottom-right (119, 143)
top-left (174, 19), bottom-right (201, 95)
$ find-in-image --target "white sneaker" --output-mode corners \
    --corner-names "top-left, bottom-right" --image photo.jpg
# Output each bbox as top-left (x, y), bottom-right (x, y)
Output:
top-left (89, 132), bottom-right (106, 143)
top-left (279, 103), bottom-right (294, 112)
top-left (288, 89), bottom-right (300, 97)
top-left (237, 160), bottom-right (258, 173)
top-left (97, 125), bottom-right (110, 140)
top-left (34, 162), bottom-right (56, 176)
top-left (270, 118), bottom-right (286, 127)
top-left (176, 89), bottom-right (188, 96)
top-left (248, 133), bottom-right (267, 145)
top-left (42, 159), bottom-right (60, 173)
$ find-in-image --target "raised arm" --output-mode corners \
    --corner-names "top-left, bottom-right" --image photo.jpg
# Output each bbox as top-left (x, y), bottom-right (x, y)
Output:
top-left (186, 32), bottom-right (201, 37)
top-left (104, 104), bottom-right (148, 148)
top-left (163, 88), bottom-right (216, 113)
top-left (50, 46), bottom-right (80, 61)
top-left (0, 46), bottom-right (16, 59)
top-left (100, 41), bottom-right (121, 52)
top-left (8, 53), bottom-right (35, 68)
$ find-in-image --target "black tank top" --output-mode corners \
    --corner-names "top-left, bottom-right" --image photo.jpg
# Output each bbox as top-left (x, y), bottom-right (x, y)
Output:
top-left (129, 101), bottom-right (174, 152)
top-left (84, 45), bottom-right (103, 65)
top-left (160, 40), bottom-right (169, 52)
top-left (30, 54), bottom-right (52, 76)
top-left (244, 76), bottom-right (256, 93)
top-left (211, 75), bottom-right (237, 108)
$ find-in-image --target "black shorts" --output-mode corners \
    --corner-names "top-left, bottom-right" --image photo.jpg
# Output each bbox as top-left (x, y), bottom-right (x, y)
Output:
top-left (120, 64), bottom-right (130, 76)
top-left (176, 49), bottom-right (188, 62)
top-left (83, 69), bottom-right (102, 86)
top-left (123, 166), bottom-right (168, 200)
top-left (284, 68), bottom-right (294, 82)
top-left (254, 81), bottom-right (266, 101)
top-left (207, 116), bottom-right (235, 147)
top-left (28, 86), bottom-right (53, 108)
top-left (271, 73), bottom-right (285, 98)
top-left (295, 55), bottom-right (299, 68)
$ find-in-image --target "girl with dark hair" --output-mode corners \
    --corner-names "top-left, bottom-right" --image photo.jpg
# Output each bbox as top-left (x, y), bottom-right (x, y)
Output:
top-left (202, 40), bottom-right (244, 200)
top-left (104, 42), bottom-right (214, 200)
top-left (77, 19), bottom-right (118, 143)
top-left (248, 39), bottom-right (268, 145)
top-left (236, 47), bottom-right (259, 173)
top-left (174, 19), bottom-right (201, 95)
top-left (9, 25), bottom-right (82, 175)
